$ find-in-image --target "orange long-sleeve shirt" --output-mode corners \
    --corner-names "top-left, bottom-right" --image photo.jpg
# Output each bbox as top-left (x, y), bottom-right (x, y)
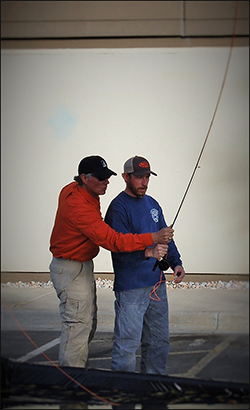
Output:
top-left (50, 182), bottom-right (153, 262)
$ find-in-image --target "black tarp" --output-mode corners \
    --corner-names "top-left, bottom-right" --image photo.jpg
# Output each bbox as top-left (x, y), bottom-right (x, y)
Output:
top-left (1, 357), bottom-right (249, 408)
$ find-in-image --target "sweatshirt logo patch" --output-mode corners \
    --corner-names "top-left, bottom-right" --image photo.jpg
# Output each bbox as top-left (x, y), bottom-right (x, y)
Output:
top-left (150, 208), bottom-right (158, 223)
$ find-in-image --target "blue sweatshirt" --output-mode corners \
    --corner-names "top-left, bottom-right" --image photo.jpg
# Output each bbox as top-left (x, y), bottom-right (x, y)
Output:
top-left (105, 191), bottom-right (182, 291)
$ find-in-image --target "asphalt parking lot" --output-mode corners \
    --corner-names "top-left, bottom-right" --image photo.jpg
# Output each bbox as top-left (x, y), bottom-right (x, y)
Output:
top-left (1, 283), bottom-right (249, 382)
top-left (1, 281), bottom-right (249, 409)
top-left (1, 329), bottom-right (249, 384)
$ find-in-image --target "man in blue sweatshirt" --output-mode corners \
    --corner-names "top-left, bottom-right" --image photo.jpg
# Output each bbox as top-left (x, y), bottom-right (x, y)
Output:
top-left (105, 155), bottom-right (185, 375)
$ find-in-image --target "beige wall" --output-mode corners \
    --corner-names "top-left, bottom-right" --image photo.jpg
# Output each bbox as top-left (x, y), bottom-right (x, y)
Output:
top-left (1, 46), bottom-right (248, 274)
top-left (1, 1), bottom-right (249, 274)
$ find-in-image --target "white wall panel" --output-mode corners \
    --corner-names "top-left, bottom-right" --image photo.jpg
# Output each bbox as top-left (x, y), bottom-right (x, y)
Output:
top-left (1, 47), bottom-right (249, 274)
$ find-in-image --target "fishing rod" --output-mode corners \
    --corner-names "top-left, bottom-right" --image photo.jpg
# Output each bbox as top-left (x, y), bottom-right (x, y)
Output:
top-left (153, 1), bottom-right (239, 273)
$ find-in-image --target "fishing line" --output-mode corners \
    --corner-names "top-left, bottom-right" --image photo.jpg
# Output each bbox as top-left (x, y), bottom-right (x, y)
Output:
top-left (171, 1), bottom-right (239, 229)
top-left (1, 296), bottom-right (120, 406)
top-left (152, 0), bottom-right (239, 278)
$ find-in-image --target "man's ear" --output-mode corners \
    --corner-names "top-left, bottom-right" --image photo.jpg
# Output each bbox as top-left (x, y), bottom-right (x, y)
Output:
top-left (122, 172), bottom-right (129, 182)
top-left (80, 174), bottom-right (88, 184)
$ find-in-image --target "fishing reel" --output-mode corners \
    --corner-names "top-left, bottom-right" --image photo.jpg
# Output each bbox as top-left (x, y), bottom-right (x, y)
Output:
top-left (152, 254), bottom-right (170, 272)
top-left (152, 256), bottom-right (181, 278)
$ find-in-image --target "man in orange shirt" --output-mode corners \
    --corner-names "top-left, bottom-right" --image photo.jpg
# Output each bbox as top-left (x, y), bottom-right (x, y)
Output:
top-left (49, 155), bottom-right (173, 368)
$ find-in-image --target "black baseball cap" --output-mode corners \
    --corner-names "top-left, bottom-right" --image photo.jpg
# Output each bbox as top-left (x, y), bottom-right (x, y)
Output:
top-left (78, 156), bottom-right (117, 179)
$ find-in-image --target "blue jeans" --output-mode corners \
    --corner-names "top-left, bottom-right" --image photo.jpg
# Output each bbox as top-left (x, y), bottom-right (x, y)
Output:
top-left (111, 282), bottom-right (170, 375)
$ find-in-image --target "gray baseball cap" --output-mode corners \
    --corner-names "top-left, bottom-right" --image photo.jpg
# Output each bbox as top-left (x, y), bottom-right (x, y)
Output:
top-left (123, 156), bottom-right (157, 176)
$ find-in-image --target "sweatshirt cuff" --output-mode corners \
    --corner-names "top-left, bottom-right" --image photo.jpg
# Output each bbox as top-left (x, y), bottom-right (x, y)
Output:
top-left (140, 232), bottom-right (153, 247)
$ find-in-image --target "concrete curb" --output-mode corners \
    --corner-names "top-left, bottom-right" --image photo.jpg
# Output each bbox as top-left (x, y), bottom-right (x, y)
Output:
top-left (169, 311), bottom-right (249, 334)
top-left (1, 286), bottom-right (249, 335)
top-left (96, 287), bottom-right (249, 335)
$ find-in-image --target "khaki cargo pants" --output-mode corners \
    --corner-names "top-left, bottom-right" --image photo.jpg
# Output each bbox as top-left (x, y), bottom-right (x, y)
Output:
top-left (49, 257), bottom-right (97, 367)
